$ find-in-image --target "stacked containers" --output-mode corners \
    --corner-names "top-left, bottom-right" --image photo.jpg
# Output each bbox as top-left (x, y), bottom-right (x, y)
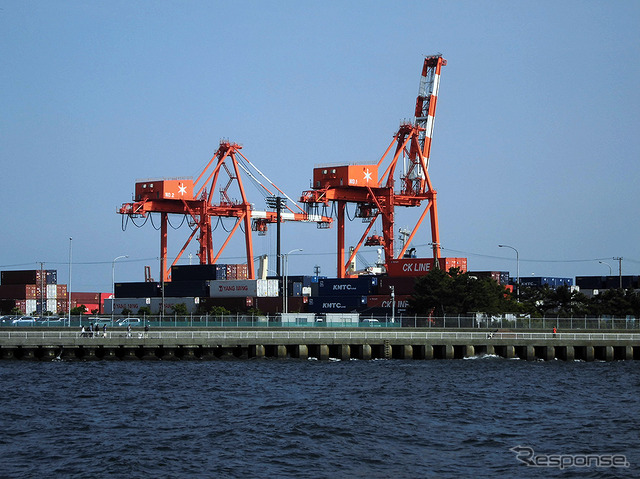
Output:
top-left (0, 269), bottom-right (60, 315)
top-left (307, 276), bottom-right (378, 313)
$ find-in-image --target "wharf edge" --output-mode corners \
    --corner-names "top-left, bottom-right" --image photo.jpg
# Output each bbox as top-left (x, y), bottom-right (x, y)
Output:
top-left (1, 329), bottom-right (639, 361)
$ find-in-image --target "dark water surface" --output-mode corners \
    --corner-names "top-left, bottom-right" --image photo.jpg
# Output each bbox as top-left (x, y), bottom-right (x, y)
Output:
top-left (0, 357), bottom-right (638, 478)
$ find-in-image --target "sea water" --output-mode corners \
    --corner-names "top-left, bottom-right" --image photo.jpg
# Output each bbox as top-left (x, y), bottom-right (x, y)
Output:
top-left (0, 358), bottom-right (638, 478)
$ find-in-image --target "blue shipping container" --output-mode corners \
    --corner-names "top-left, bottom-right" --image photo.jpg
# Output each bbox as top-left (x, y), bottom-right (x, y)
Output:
top-left (307, 296), bottom-right (367, 313)
top-left (317, 277), bottom-right (379, 296)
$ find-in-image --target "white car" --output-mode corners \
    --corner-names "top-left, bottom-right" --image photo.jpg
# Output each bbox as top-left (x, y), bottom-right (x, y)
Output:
top-left (116, 318), bottom-right (141, 326)
top-left (12, 316), bottom-right (37, 325)
top-left (360, 318), bottom-right (381, 326)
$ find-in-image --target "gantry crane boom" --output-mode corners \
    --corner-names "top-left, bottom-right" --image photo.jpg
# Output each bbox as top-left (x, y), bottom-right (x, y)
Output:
top-left (119, 140), bottom-right (332, 282)
top-left (300, 55), bottom-right (446, 278)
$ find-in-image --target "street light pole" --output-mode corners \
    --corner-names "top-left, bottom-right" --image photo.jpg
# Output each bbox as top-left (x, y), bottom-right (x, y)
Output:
top-left (598, 260), bottom-right (612, 275)
top-left (112, 255), bottom-right (129, 321)
top-left (68, 237), bottom-right (72, 327)
top-left (283, 248), bottom-right (303, 314)
top-left (499, 244), bottom-right (519, 302)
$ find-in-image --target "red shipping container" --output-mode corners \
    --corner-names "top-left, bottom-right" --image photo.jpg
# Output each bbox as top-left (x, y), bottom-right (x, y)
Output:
top-left (377, 276), bottom-right (418, 295)
top-left (366, 295), bottom-right (411, 312)
top-left (71, 292), bottom-right (101, 303)
top-left (387, 257), bottom-right (467, 277)
top-left (57, 284), bottom-right (68, 299)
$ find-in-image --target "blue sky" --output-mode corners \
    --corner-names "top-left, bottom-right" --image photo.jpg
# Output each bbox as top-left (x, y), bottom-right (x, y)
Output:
top-left (1, 0), bottom-right (639, 292)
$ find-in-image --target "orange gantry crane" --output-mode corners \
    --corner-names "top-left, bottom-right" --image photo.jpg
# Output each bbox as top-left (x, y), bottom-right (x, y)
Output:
top-left (300, 55), bottom-right (447, 278)
top-left (119, 141), bottom-right (332, 282)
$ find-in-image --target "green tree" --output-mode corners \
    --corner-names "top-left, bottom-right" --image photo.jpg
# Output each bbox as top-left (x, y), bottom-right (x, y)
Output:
top-left (170, 303), bottom-right (189, 315)
top-left (70, 305), bottom-right (87, 315)
top-left (409, 268), bottom-right (516, 315)
top-left (209, 305), bottom-right (230, 316)
top-left (588, 289), bottom-right (640, 317)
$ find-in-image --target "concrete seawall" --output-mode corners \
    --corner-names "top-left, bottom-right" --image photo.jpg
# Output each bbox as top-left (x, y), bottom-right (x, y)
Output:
top-left (1, 329), bottom-right (639, 361)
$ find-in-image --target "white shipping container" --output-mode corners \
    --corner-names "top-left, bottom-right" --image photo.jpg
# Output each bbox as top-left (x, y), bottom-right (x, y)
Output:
top-left (209, 279), bottom-right (279, 298)
top-left (104, 298), bottom-right (151, 315)
top-left (46, 299), bottom-right (57, 313)
top-left (46, 284), bottom-right (57, 299)
top-left (150, 297), bottom-right (200, 314)
top-left (104, 297), bottom-right (201, 315)
top-left (26, 299), bottom-right (37, 315)
top-left (267, 279), bottom-right (279, 297)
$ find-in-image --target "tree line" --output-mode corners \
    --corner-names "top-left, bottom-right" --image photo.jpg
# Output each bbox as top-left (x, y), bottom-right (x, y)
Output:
top-left (409, 268), bottom-right (640, 318)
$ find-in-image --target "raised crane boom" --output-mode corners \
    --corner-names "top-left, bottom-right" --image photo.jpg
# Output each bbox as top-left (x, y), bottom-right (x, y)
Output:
top-left (300, 55), bottom-right (446, 278)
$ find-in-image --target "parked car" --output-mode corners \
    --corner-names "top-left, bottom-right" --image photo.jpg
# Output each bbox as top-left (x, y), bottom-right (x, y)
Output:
top-left (12, 316), bottom-right (37, 325)
top-left (360, 318), bottom-right (381, 327)
top-left (38, 316), bottom-right (63, 323)
top-left (116, 318), bottom-right (141, 326)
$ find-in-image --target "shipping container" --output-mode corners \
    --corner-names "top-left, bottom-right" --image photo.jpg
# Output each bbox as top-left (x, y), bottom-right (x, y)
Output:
top-left (292, 282), bottom-right (303, 297)
top-left (605, 275), bottom-right (638, 289)
top-left (468, 271), bottom-right (511, 284)
top-left (0, 284), bottom-right (37, 300)
top-left (46, 271), bottom-right (57, 285)
top-left (286, 276), bottom-right (313, 287)
top-left (208, 279), bottom-right (279, 298)
top-left (104, 297), bottom-right (151, 315)
top-left (57, 284), bottom-right (68, 299)
top-left (364, 295), bottom-right (411, 312)
top-left (386, 257), bottom-right (467, 277)
top-left (1, 269), bottom-right (57, 285)
top-left (252, 296), bottom-right (308, 314)
top-left (14, 299), bottom-right (38, 315)
top-left (224, 264), bottom-right (249, 281)
top-left (46, 284), bottom-right (57, 299)
top-left (104, 297), bottom-right (201, 315)
top-left (135, 178), bottom-right (193, 201)
top-left (57, 299), bottom-right (68, 314)
top-left (307, 295), bottom-right (367, 313)
top-left (199, 296), bottom-right (257, 313)
top-left (377, 276), bottom-right (417, 295)
top-left (575, 276), bottom-right (605, 290)
top-left (317, 277), bottom-right (379, 296)
top-left (170, 264), bottom-right (228, 282)
top-left (163, 280), bottom-right (209, 298)
top-left (46, 299), bottom-right (57, 313)
top-left (313, 164), bottom-right (378, 189)
top-left (114, 282), bottom-right (161, 298)
top-left (72, 292), bottom-right (102, 303)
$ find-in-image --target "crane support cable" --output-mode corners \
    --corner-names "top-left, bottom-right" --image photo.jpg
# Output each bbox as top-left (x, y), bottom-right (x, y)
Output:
top-left (236, 150), bottom-right (306, 215)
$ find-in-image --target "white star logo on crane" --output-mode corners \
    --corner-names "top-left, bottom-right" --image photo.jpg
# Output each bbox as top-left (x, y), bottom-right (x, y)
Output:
top-left (363, 168), bottom-right (372, 182)
top-left (178, 183), bottom-right (187, 196)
